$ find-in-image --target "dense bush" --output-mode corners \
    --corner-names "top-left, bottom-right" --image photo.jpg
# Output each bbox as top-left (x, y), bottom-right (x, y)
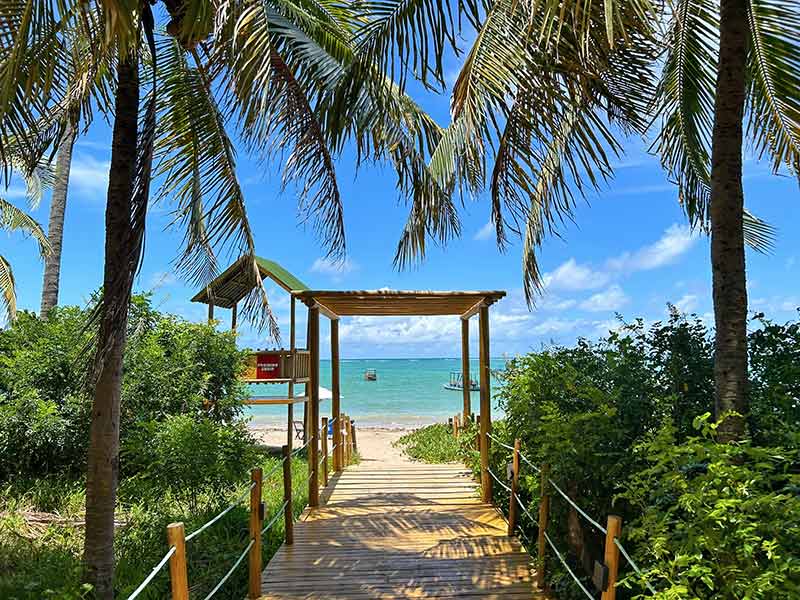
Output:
top-left (0, 294), bottom-right (250, 479)
top-left (620, 415), bottom-right (800, 599)
top-left (122, 416), bottom-right (260, 506)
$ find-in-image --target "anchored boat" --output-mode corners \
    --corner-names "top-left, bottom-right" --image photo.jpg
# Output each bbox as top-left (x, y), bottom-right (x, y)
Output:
top-left (443, 371), bottom-right (479, 392)
top-left (364, 368), bottom-right (377, 381)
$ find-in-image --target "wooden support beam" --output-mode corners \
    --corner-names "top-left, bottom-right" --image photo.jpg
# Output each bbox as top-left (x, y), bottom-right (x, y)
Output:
top-left (231, 302), bottom-right (238, 332)
top-left (508, 439), bottom-right (520, 536)
top-left (248, 467), bottom-right (262, 599)
top-left (207, 302), bottom-right (214, 324)
top-left (282, 445), bottom-right (293, 545)
top-left (479, 304), bottom-right (492, 503)
top-left (287, 297), bottom-right (296, 451)
top-left (331, 318), bottom-right (342, 472)
top-left (166, 523), bottom-right (189, 600)
top-left (461, 317), bottom-right (471, 420)
top-left (601, 515), bottom-right (623, 600)
top-left (308, 305), bottom-right (320, 507)
top-left (321, 417), bottom-right (329, 487)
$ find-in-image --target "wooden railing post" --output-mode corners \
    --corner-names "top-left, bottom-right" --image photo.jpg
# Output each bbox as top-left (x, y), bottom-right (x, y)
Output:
top-left (322, 417), bottom-right (329, 487)
top-left (282, 445), bottom-right (293, 545)
top-left (601, 515), bottom-right (623, 600)
top-left (345, 416), bottom-right (353, 465)
top-left (166, 523), bottom-right (189, 600)
top-left (536, 463), bottom-right (551, 590)
top-left (351, 419), bottom-right (357, 455)
top-left (508, 439), bottom-right (520, 536)
top-left (248, 467), bottom-right (263, 599)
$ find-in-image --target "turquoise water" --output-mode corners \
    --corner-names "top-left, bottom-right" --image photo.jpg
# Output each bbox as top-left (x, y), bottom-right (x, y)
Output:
top-left (245, 357), bottom-right (507, 428)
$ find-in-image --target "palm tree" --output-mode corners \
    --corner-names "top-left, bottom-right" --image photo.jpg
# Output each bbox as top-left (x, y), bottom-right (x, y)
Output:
top-left (652, 0), bottom-right (800, 441)
top-left (1, 0), bottom-right (463, 594)
top-left (1, 158), bottom-right (51, 321)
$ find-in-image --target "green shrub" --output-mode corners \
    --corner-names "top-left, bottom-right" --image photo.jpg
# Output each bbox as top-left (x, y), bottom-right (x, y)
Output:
top-left (619, 415), bottom-right (800, 599)
top-left (394, 422), bottom-right (471, 463)
top-left (121, 416), bottom-right (260, 506)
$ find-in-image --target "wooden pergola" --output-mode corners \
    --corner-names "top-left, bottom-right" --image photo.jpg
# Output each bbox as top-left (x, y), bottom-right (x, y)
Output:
top-left (193, 257), bottom-right (505, 506)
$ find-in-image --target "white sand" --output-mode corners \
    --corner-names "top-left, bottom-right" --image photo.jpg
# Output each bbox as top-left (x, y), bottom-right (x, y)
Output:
top-left (251, 426), bottom-right (414, 465)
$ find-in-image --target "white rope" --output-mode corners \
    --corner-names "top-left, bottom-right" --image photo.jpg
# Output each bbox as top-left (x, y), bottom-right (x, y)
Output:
top-left (547, 478), bottom-right (607, 535)
top-left (486, 432), bottom-right (516, 452)
top-left (261, 500), bottom-right (289, 535)
top-left (614, 538), bottom-right (659, 595)
top-left (186, 481), bottom-right (256, 542)
top-left (543, 530), bottom-right (596, 600)
top-left (125, 546), bottom-right (175, 600)
top-left (518, 451), bottom-right (541, 474)
top-left (261, 456), bottom-right (287, 484)
top-left (292, 439), bottom-right (310, 455)
top-left (201, 538), bottom-right (254, 600)
top-left (514, 493), bottom-right (538, 526)
top-left (487, 468), bottom-right (512, 493)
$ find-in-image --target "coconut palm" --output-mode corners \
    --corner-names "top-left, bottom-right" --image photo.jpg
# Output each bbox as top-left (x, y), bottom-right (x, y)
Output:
top-left (1, 0), bottom-right (465, 594)
top-left (652, 0), bottom-right (800, 441)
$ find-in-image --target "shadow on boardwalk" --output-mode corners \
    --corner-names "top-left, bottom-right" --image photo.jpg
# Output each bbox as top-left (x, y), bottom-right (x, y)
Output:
top-left (260, 463), bottom-right (549, 599)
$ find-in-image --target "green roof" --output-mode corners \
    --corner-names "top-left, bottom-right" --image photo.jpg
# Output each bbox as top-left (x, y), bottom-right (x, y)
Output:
top-left (191, 256), bottom-right (308, 307)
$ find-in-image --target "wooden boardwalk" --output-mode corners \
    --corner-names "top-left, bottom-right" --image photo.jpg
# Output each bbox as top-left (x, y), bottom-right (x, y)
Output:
top-left (260, 461), bottom-right (545, 599)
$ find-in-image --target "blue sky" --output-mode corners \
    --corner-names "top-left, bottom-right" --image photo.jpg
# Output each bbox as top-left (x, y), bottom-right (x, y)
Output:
top-left (3, 41), bottom-right (799, 358)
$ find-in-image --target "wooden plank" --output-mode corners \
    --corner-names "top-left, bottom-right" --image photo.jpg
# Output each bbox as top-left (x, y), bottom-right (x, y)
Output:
top-left (259, 461), bottom-right (544, 600)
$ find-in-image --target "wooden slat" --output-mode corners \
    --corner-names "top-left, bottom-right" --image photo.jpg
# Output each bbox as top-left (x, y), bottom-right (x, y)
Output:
top-left (259, 460), bottom-right (546, 599)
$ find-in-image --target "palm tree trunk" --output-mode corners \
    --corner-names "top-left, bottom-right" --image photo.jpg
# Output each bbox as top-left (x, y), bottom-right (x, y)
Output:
top-left (82, 53), bottom-right (139, 598)
top-left (40, 116), bottom-right (77, 318)
top-left (710, 0), bottom-right (749, 443)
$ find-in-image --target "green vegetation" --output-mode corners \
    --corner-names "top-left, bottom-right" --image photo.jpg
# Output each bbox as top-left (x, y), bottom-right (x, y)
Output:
top-left (0, 296), bottom-right (309, 599)
top-left (397, 309), bottom-right (800, 599)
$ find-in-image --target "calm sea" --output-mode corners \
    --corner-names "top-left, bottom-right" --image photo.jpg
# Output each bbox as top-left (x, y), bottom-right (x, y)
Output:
top-left (245, 357), bottom-right (508, 428)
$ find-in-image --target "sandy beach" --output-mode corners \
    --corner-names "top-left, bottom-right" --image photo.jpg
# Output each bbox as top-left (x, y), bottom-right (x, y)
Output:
top-left (251, 426), bottom-right (415, 465)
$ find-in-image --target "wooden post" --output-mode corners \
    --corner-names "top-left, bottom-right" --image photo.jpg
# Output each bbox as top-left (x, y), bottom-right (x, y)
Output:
top-left (508, 439), bottom-right (520, 536)
top-left (537, 463), bottom-right (551, 589)
top-left (282, 445), bottom-right (293, 545)
top-left (207, 301), bottom-right (214, 324)
top-left (322, 417), bottom-right (329, 486)
top-left (345, 416), bottom-right (352, 465)
top-left (478, 304), bottom-right (492, 503)
top-left (454, 414), bottom-right (460, 438)
top-left (601, 515), bottom-right (623, 600)
top-left (351, 419), bottom-right (357, 454)
top-left (461, 317), bottom-right (471, 420)
top-left (248, 468), bottom-right (262, 599)
top-left (288, 296), bottom-right (296, 451)
top-left (308, 305), bottom-right (320, 507)
top-left (331, 319), bottom-right (342, 472)
top-left (166, 523), bottom-right (189, 600)
top-left (231, 302), bottom-right (238, 332)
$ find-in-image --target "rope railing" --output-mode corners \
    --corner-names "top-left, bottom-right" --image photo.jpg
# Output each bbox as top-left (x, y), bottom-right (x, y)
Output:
top-left (471, 426), bottom-right (637, 600)
top-left (125, 412), bottom-right (356, 600)
top-left (543, 530), bottom-right (595, 600)
top-left (126, 546), bottom-right (176, 600)
top-left (201, 538), bottom-right (254, 600)
top-left (185, 481), bottom-right (256, 543)
top-left (262, 500), bottom-right (289, 536)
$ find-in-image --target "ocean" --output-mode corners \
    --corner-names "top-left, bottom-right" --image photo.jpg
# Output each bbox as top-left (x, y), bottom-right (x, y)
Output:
top-left (245, 357), bottom-right (508, 428)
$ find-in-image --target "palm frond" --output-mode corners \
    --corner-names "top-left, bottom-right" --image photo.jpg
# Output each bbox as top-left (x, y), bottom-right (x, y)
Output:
top-left (0, 196), bottom-right (51, 257)
top-left (154, 37), bottom-right (278, 339)
top-left (742, 208), bottom-right (776, 253)
top-left (651, 0), bottom-right (718, 224)
top-left (0, 254), bottom-right (16, 321)
top-left (746, 0), bottom-right (800, 177)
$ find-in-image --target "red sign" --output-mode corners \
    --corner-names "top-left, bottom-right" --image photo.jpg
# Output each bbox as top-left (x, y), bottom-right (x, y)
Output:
top-left (256, 352), bottom-right (282, 380)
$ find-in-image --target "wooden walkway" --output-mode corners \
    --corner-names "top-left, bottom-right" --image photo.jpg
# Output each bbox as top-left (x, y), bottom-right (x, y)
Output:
top-left (260, 461), bottom-right (545, 599)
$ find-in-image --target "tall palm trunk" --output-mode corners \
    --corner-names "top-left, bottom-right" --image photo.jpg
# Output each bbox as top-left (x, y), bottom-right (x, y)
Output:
top-left (40, 116), bottom-right (77, 318)
top-left (82, 53), bottom-right (139, 598)
top-left (710, 0), bottom-right (749, 443)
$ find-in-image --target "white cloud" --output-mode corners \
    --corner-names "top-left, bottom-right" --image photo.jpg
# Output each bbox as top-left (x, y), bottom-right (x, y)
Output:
top-left (543, 259), bottom-right (609, 292)
top-left (70, 155), bottom-right (110, 197)
top-left (608, 224), bottom-right (696, 272)
top-left (579, 285), bottom-right (629, 312)
top-left (149, 271), bottom-right (176, 289)
top-left (473, 221), bottom-right (494, 241)
top-left (1, 185), bottom-right (29, 200)
top-left (538, 296), bottom-right (577, 311)
top-left (531, 317), bottom-right (585, 335)
top-left (674, 293), bottom-right (699, 313)
top-left (310, 257), bottom-right (357, 281)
